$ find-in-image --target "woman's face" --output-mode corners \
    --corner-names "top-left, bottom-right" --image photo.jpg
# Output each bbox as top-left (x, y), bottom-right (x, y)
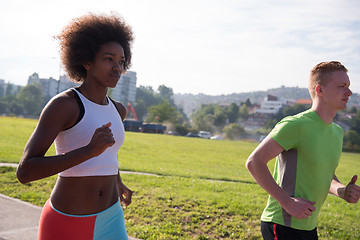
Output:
top-left (84, 41), bottom-right (125, 88)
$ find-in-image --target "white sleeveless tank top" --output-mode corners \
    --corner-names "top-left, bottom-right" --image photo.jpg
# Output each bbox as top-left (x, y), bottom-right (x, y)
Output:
top-left (55, 88), bottom-right (125, 177)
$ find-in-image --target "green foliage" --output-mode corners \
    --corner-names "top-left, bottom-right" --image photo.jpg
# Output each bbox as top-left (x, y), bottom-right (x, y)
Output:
top-left (228, 103), bottom-right (240, 123)
top-left (344, 130), bottom-right (360, 145)
top-left (135, 85), bottom-right (186, 126)
top-left (146, 100), bottom-right (183, 125)
top-left (0, 83), bottom-right (44, 117)
top-left (134, 99), bottom-right (147, 121)
top-left (134, 86), bottom-right (161, 121)
top-left (343, 130), bottom-right (360, 152)
top-left (158, 85), bottom-right (175, 105)
top-left (265, 104), bottom-right (309, 129)
top-left (16, 84), bottom-right (43, 116)
top-left (223, 123), bottom-right (245, 140)
top-left (0, 99), bottom-right (8, 113)
top-left (192, 111), bottom-right (214, 132)
top-left (342, 108), bottom-right (360, 152)
top-left (350, 111), bottom-right (360, 134)
top-left (191, 104), bottom-right (229, 132)
top-left (239, 104), bottom-right (249, 120)
top-left (174, 124), bottom-right (194, 136)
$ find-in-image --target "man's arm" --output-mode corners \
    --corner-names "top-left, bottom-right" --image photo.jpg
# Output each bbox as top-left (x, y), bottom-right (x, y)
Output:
top-left (330, 174), bottom-right (360, 203)
top-left (246, 136), bottom-right (316, 219)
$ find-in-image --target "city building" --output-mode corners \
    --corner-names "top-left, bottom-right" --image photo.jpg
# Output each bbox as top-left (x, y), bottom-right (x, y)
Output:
top-left (27, 73), bottom-right (78, 98)
top-left (243, 95), bottom-right (295, 130)
top-left (58, 75), bottom-right (79, 93)
top-left (111, 71), bottom-right (137, 104)
top-left (255, 95), bottom-right (286, 115)
top-left (26, 71), bottom-right (137, 104)
top-left (28, 73), bottom-right (58, 98)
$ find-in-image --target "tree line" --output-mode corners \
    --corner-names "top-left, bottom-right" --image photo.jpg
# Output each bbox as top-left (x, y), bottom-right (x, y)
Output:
top-left (0, 83), bottom-right (44, 118)
top-left (1, 83), bottom-right (359, 152)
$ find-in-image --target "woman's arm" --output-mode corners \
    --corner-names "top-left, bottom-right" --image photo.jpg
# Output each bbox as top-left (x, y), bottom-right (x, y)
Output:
top-left (116, 171), bottom-right (132, 206)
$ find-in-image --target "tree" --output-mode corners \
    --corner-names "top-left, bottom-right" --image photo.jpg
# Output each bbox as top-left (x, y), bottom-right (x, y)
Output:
top-left (213, 106), bottom-right (227, 127)
top-left (239, 104), bottom-right (249, 120)
top-left (136, 86), bottom-right (161, 108)
top-left (223, 123), bottom-right (245, 140)
top-left (245, 98), bottom-right (252, 107)
top-left (17, 84), bottom-right (43, 116)
top-left (134, 99), bottom-right (147, 121)
top-left (344, 130), bottom-right (360, 145)
top-left (192, 112), bottom-right (214, 132)
top-left (8, 101), bottom-right (24, 115)
top-left (158, 85), bottom-right (174, 105)
top-left (5, 83), bottom-right (14, 97)
top-left (269, 104), bottom-right (309, 128)
top-left (343, 130), bottom-right (360, 152)
top-left (146, 100), bottom-right (183, 124)
top-left (227, 103), bottom-right (239, 123)
top-left (282, 104), bottom-right (307, 117)
top-left (0, 99), bottom-right (8, 114)
top-left (191, 104), bottom-right (215, 132)
top-left (0, 86), bottom-right (4, 98)
top-left (350, 111), bottom-right (360, 134)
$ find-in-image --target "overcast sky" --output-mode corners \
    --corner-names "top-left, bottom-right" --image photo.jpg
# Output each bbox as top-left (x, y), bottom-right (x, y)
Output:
top-left (1, 0), bottom-right (359, 95)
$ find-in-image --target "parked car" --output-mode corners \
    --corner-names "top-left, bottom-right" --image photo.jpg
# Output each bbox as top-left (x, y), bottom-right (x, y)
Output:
top-left (210, 135), bottom-right (224, 140)
top-left (185, 132), bottom-right (199, 138)
top-left (166, 131), bottom-right (179, 136)
top-left (197, 131), bottom-right (211, 139)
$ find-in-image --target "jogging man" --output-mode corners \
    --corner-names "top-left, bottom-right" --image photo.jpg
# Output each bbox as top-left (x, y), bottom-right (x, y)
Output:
top-left (246, 61), bottom-right (360, 239)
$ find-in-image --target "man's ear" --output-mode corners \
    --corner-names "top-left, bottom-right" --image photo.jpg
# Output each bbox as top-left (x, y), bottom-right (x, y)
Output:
top-left (83, 63), bottom-right (91, 71)
top-left (315, 84), bottom-right (324, 96)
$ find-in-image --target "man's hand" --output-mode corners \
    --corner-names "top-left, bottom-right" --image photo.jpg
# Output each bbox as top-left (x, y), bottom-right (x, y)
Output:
top-left (283, 197), bottom-right (316, 219)
top-left (343, 175), bottom-right (360, 203)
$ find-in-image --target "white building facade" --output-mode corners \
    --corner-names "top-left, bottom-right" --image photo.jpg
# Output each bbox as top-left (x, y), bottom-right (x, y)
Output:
top-left (111, 71), bottom-right (137, 104)
top-left (26, 71), bottom-right (137, 104)
top-left (255, 95), bottom-right (293, 115)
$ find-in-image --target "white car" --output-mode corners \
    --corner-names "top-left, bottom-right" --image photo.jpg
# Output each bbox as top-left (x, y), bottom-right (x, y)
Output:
top-left (197, 131), bottom-right (211, 139)
top-left (210, 135), bottom-right (224, 140)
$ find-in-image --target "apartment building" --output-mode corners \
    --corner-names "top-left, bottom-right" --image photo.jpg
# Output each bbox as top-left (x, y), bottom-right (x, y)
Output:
top-left (27, 71), bottom-right (136, 104)
top-left (111, 71), bottom-right (137, 104)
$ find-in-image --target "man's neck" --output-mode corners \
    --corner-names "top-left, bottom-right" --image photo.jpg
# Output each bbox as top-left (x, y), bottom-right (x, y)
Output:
top-left (311, 101), bottom-right (336, 124)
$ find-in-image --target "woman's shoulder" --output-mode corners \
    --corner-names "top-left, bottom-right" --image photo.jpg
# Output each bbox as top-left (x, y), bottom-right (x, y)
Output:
top-left (108, 97), bottom-right (127, 121)
top-left (48, 89), bottom-right (78, 107)
top-left (39, 89), bottom-right (81, 129)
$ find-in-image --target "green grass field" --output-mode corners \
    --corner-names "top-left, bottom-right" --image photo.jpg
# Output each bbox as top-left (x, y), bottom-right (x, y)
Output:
top-left (0, 116), bottom-right (359, 239)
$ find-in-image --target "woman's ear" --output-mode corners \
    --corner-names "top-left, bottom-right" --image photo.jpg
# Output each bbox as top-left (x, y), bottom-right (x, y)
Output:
top-left (83, 63), bottom-right (91, 71)
top-left (315, 84), bottom-right (324, 97)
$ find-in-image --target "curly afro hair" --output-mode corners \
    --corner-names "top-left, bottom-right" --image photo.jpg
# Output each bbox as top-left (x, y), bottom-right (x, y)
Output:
top-left (56, 12), bottom-right (134, 82)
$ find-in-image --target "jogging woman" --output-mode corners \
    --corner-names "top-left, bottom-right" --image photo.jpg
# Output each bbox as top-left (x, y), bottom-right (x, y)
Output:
top-left (17, 13), bottom-right (134, 240)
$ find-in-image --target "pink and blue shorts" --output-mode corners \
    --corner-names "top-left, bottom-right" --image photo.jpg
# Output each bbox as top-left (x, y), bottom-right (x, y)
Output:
top-left (38, 199), bottom-right (128, 240)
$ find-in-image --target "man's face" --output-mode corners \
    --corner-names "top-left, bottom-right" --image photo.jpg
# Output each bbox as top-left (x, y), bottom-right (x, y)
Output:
top-left (321, 71), bottom-right (352, 111)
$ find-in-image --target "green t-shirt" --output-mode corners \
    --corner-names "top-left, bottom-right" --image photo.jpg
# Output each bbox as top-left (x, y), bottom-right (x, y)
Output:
top-left (261, 109), bottom-right (343, 230)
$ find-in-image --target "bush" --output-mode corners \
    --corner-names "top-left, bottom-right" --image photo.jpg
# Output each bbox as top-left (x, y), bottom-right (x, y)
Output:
top-left (223, 123), bottom-right (245, 140)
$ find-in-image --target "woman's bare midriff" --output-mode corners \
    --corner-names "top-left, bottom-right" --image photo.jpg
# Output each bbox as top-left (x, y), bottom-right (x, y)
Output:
top-left (50, 175), bottom-right (118, 215)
